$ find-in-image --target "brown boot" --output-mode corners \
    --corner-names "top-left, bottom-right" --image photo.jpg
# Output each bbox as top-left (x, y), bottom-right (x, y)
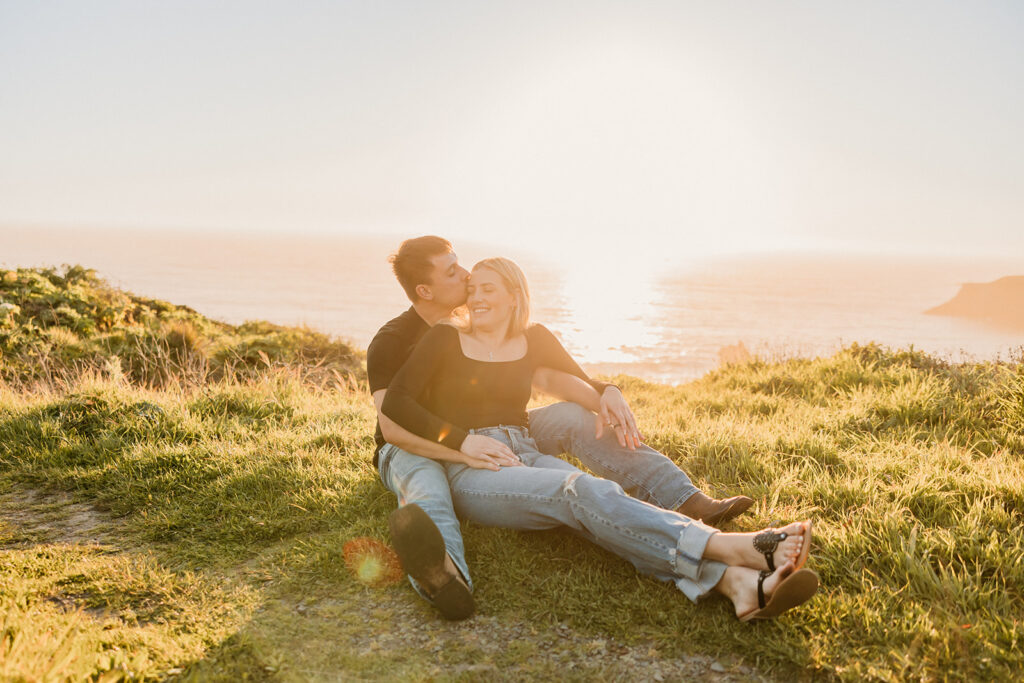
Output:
top-left (389, 504), bottom-right (475, 620)
top-left (677, 492), bottom-right (754, 526)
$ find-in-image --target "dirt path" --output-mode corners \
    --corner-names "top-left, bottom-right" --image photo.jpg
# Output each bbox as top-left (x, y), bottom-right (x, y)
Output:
top-left (295, 588), bottom-right (770, 681)
top-left (0, 487), bottom-right (119, 547)
top-left (0, 487), bottom-right (770, 681)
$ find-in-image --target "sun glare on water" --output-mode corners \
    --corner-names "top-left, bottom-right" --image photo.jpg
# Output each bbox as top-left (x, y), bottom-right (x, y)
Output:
top-left (550, 260), bottom-right (667, 366)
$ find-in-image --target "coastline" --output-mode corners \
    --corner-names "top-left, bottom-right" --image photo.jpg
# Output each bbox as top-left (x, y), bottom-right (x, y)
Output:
top-left (3, 227), bottom-right (1022, 384)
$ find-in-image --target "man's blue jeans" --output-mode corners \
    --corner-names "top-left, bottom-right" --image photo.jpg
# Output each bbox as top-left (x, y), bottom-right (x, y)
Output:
top-left (378, 443), bottom-right (474, 594)
top-left (446, 426), bottom-right (726, 602)
top-left (378, 401), bottom-right (703, 597)
top-left (527, 401), bottom-right (699, 511)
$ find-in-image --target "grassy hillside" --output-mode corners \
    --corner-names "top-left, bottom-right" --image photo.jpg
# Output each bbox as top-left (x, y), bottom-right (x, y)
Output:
top-left (1, 267), bottom-right (1022, 681)
top-left (0, 265), bottom-right (364, 390)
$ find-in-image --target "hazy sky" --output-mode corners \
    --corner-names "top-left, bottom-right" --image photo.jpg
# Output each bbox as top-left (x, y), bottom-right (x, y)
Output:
top-left (2, 1), bottom-right (1022, 261)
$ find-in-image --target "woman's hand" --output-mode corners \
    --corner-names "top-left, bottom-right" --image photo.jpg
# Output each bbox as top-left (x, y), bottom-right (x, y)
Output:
top-left (596, 387), bottom-right (643, 450)
top-left (459, 434), bottom-right (522, 470)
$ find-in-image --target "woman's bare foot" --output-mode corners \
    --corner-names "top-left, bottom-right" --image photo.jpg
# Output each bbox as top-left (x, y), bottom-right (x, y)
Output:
top-left (714, 562), bottom-right (796, 618)
top-left (703, 521), bottom-right (808, 571)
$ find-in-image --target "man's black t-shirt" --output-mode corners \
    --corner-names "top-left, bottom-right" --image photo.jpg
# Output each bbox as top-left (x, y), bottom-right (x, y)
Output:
top-left (366, 307), bottom-right (611, 466)
top-left (367, 307), bottom-right (431, 462)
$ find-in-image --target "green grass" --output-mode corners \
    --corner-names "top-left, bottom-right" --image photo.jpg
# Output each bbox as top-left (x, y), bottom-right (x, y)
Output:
top-left (1, 265), bottom-right (364, 390)
top-left (1, 268), bottom-right (1023, 680)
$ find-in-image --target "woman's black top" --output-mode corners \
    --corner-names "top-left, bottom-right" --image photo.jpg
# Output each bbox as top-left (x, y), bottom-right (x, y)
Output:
top-left (381, 323), bottom-right (596, 450)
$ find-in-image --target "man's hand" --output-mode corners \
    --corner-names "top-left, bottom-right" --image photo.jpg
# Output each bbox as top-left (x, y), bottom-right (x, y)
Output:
top-left (595, 386), bottom-right (643, 450)
top-left (459, 434), bottom-right (522, 470)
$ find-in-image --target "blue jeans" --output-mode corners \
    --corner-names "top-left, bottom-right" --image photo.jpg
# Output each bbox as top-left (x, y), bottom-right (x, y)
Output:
top-left (528, 402), bottom-right (699, 511)
top-left (379, 402), bottom-right (702, 597)
top-left (378, 443), bottom-right (474, 593)
top-left (445, 426), bottom-right (726, 602)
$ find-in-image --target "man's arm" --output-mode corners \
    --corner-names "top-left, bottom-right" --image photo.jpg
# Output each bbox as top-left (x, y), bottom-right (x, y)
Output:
top-left (369, 325), bottom-right (515, 469)
top-left (368, 323), bottom-right (520, 466)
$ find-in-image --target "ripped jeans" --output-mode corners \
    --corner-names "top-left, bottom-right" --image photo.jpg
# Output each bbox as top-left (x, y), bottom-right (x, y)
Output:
top-left (444, 425), bottom-right (727, 602)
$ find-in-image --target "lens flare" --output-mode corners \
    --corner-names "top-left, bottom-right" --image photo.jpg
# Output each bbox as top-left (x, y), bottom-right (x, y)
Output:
top-left (342, 537), bottom-right (403, 587)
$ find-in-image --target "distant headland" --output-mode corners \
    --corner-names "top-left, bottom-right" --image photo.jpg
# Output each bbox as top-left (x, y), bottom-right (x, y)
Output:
top-left (925, 275), bottom-right (1024, 331)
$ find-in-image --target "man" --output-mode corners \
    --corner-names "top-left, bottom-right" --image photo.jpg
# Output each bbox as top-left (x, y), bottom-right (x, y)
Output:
top-left (368, 236), bottom-right (752, 620)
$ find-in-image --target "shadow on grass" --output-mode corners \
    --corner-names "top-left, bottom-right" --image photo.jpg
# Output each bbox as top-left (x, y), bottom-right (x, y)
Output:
top-left (165, 522), bottom-right (806, 681)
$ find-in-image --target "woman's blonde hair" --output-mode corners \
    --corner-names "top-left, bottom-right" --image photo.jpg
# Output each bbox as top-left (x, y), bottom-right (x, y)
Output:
top-left (469, 257), bottom-right (531, 338)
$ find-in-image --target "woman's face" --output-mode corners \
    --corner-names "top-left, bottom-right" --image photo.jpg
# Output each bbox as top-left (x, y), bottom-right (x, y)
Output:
top-left (467, 267), bottom-right (516, 330)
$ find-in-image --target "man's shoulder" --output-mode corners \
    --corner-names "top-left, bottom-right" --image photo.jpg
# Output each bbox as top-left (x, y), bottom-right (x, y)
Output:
top-left (369, 307), bottom-right (428, 348)
top-left (367, 307), bottom-right (431, 392)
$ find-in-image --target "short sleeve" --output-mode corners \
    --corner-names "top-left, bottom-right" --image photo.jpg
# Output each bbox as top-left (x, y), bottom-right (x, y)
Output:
top-left (367, 332), bottom-right (406, 393)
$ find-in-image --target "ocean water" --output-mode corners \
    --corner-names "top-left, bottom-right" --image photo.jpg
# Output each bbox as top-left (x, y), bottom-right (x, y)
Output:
top-left (3, 227), bottom-right (1021, 383)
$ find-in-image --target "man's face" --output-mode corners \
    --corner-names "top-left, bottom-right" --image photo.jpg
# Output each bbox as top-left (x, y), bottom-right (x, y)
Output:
top-left (425, 251), bottom-right (469, 310)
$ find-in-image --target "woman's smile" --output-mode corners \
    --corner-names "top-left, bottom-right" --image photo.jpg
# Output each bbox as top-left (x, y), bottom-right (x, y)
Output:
top-left (467, 267), bottom-right (515, 328)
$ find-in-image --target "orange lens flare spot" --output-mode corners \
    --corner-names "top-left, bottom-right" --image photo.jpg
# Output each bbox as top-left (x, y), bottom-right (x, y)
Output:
top-left (343, 537), bottom-right (404, 587)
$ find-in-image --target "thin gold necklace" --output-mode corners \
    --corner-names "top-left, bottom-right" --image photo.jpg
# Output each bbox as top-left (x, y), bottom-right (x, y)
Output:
top-left (479, 337), bottom-right (502, 361)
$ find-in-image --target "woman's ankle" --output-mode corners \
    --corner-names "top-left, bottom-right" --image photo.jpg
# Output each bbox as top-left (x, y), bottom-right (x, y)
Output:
top-left (703, 530), bottom-right (747, 565)
top-left (712, 566), bottom-right (746, 604)
top-left (703, 523), bottom-right (807, 569)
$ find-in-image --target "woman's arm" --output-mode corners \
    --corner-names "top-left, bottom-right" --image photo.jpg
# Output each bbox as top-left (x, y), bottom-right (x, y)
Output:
top-left (381, 325), bottom-right (469, 450)
top-left (373, 389), bottom-right (465, 462)
top-left (526, 324), bottom-right (615, 395)
top-left (528, 325), bottom-right (642, 449)
top-left (381, 325), bottom-right (519, 466)
top-left (532, 367), bottom-right (601, 412)
top-left (375, 389), bottom-right (516, 469)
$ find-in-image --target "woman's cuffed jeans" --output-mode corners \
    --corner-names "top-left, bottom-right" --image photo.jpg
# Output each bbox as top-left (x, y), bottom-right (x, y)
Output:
top-left (444, 426), bottom-right (727, 602)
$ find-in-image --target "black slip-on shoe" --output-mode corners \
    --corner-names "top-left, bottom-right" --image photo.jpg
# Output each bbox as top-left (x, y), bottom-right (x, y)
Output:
top-left (388, 504), bottom-right (475, 620)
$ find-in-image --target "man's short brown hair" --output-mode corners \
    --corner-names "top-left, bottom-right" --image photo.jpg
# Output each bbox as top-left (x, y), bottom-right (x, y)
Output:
top-left (389, 236), bottom-right (453, 302)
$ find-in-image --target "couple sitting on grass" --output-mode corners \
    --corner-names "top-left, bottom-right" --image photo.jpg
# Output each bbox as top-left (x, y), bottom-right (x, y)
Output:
top-left (368, 236), bottom-right (818, 622)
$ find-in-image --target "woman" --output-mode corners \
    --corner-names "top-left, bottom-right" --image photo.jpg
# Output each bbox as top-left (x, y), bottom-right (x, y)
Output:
top-left (382, 257), bottom-right (818, 620)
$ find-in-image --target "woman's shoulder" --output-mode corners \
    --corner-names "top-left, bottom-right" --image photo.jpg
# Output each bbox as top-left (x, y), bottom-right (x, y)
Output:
top-left (525, 323), bottom-right (556, 340)
top-left (422, 321), bottom-right (461, 342)
top-left (525, 324), bottom-right (565, 354)
top-left (421, 323), bottom-right (458, 339)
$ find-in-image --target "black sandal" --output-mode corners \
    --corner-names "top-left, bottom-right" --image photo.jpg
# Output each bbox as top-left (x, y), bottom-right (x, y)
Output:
top-left (752, 521), bottom-right (812, 572)
top-left (753, 528), bottom-right (790, 572)
top-left (739, 567), bottom-right (819, 622)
